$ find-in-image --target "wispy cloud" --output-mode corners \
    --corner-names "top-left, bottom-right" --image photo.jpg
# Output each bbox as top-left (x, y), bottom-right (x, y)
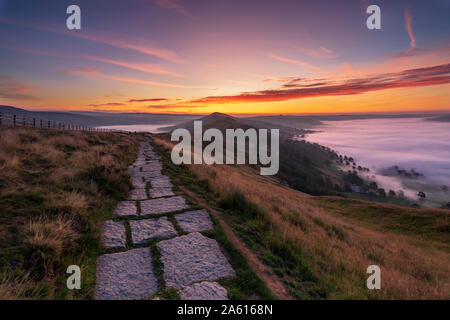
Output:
top-left (85, 56), bottom-right (183, 77)
top-left (190, 63), bottom-right (450, 104)
top-left (267, 53), bottom-right (326, 74)
top-left (153, 0), bottom-right (192, 18)
top-left (404, 9), bottom-right (416, 51)
top-left (295, 45), bottom-right (337, 59)
top-left (0, 44), bottom-right (183, 77)
top-left (343, 62), bottom-right (354, 75)
top-left (64, 67), bottom-right (216, 89)
top-left (319, 46), bottom-right (333, 55)
top-left (0, 17), bottom-right (183, 63)
top-left (0, 75), bottom-right (39, 100)
top-left (128, 98), bottom-right (168, 102)
top-left (88, 102), bottom-right (125, 107)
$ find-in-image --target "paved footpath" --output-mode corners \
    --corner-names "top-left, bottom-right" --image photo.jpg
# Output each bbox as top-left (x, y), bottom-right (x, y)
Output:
top-left (95, 138), bottom-right (235, 300)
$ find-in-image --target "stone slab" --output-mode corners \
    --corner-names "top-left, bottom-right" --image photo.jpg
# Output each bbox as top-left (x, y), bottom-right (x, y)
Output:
top-left (149, 177), bottom-right (173, 188)
top-left (130, 216), bottom-right (177, 244)
top-left (175, 210), bottom-right (213, 233)
top-left (101, 220), bottom-right (126, 249)
top-left (157, 232), bottom-right (235, 289)
top-left (180, 281), bottom-right (229, 300)
top-left (131, 177), bottom-right (146, 189)
top-left (149, 187), bottom-right (175, 198)
top-left (114, 201), bottom-right (138, 217)
top-left (142, 164), bottom-right (163, 172)
top-left (140, 196), bottom-right (188, 216)
top-left (129, 188), bottom-right (148, 200)
top-left (95, 247), bottom-right (158, 300)
top-left (142, 170), bottom-right (164, 180)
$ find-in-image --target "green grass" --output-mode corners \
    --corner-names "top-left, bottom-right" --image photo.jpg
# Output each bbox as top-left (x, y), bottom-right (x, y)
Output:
top-left (151, 136), bottom-right (275, 300)
top-left (0, 127), bottom-right (143, 299)
top-left (217, 190), bottom-right (327, 299)
top-left (313, 196), bottom-right (450, 249)
top-left (151, 135), bottom-right (331, 299)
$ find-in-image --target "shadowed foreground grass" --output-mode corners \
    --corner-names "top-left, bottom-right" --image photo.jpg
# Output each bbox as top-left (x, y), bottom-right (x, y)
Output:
top-left (0, 126), bottom-right (144, 299)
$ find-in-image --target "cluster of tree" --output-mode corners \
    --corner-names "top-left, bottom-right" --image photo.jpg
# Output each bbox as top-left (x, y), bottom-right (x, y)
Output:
top-left (341, 172), bottom-right (407, 199)
top-left (276, 139), bottom-right (340, 196)
top-left (337, 155), bottom-right (370, 172)
top-left (392, 166), bottom-right (423, 178)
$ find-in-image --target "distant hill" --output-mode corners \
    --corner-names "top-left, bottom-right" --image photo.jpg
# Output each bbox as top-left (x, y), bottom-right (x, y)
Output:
top-left (246, 113), bottom-right (450, 130)
top-left (427, 114), bottom-right (450, 122)
top-left (165, 112), bottom-right (306, 139)
top-left (164, 111), bottom-right (339, 195)
top-left (245, 115), bottom-right (322, 129)
top-left (0, 106), bottom-right (202, 127)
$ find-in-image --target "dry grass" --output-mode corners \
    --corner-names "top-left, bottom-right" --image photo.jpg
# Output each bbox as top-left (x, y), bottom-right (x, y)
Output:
top-left (0, 272), bottom-right (34, 300)
top-left (154, 135), bottom-right (450, 299)
top-left (0, 126), bottom-right (144, 299)
top-left (23, 216), bottom-right (78, 271)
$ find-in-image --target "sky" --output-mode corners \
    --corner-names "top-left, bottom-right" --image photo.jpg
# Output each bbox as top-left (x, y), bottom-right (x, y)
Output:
top-left (0, 0), bottom-right (449, 114)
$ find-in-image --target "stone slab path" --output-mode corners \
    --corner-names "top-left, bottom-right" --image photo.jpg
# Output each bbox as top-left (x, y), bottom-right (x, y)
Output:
top-left (140, 196), bottom-right (188, 216)
top-left (180, 281), bottom-right (229, 300)
top-left (175, 209), bottom-right (213, 233)
top-left (157, 232), bottom-right (235, 289)
top-left (130, 217), bottom-right (177, 244)
top-left (95, 138), bottom-right (234, 300)
top-left (101, 221), bottom-right (126, 249)
top-left (95, 248), bottom-right (158, 300)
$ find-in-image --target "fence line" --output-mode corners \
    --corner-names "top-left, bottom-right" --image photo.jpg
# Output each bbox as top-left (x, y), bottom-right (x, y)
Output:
top-left (0, 111), bottom-right (115, 133)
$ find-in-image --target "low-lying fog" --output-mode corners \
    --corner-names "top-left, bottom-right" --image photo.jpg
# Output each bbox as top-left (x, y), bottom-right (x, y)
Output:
top-left (96, 124), bottom-right (173, 133)
top-left (304, 117), bottom-right (450, 206)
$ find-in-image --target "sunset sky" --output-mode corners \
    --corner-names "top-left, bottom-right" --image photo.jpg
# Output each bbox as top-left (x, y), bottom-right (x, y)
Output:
top-left (0, 0), bottom-right (449, 114)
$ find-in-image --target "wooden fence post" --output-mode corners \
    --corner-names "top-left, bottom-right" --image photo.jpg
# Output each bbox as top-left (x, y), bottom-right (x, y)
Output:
top-left (23, 116), bottom-right (26, 126)
top-left (33, 118), bottom-right (36, 128)
top-left (13, 115), bottom-right (16, 126)
top-left (0, 112), bottom-right (2, 126)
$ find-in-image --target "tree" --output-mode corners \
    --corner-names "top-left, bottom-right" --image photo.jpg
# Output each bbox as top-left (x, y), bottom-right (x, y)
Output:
top-left (417, 191), bottom-right (426, 201)
top-left (388, 190), bottom-right (396, 197)
top-left (377, 188), bottom-right (386, 197)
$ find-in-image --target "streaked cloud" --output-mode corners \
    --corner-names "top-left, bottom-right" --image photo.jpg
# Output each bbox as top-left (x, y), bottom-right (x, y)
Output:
top-left (0, 17), bottom-right (183, 63)
top-left (190, 63), bottom-right (450, 104)
top-left (0, 75), bottom-right (39, 100)
top-left (404, 9), bottom-right (416, 51)
top-left (153, 0), bottom-right (192, 18)
top-left (128, 98), bottom-right (168, 102)
top-left (0, 44), bottom-right (182, 77)
top-left (88, 102), bottom-right (125, 107)
top-left (320, 46), bottom-right (333, 55)
top-left (64, 67), bottom-right (217, 89)
top-left (84, 56), bottom-right (183, 77)
top-left (267, 53), bottom-right (326, 74)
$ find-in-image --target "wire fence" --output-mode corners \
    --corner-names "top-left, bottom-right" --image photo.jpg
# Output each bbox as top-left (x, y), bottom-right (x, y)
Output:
top-left (0, 111), bottom-right (114, 132)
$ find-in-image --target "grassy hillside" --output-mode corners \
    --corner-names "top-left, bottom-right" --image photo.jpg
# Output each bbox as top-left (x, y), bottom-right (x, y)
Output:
top-left (152, 134), bottom-right (450, 299)
top-left (0, 126), bottom-right (144, 299)
top-left (167, 112), bottom-right (340, 196)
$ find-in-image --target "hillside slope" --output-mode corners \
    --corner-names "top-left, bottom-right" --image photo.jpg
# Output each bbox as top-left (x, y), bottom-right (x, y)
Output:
top-left (0, 126), bottom-right (144, 299)
top-left (152, 134), bottom-right (450, 299)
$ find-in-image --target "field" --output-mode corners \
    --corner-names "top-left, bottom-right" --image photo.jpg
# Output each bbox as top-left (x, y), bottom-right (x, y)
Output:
top-left (1, 126), bottom-right (448, 300)
top-left (152, 134), bottom-right (450, 299)
top-left (0, 126), bottom-right (144, 299)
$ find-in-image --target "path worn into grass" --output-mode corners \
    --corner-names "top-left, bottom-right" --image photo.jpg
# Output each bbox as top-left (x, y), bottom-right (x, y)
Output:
top-left (95, 138), bottom-right (234, 300)
top-left (180, 186), bottom-right (293, 300)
